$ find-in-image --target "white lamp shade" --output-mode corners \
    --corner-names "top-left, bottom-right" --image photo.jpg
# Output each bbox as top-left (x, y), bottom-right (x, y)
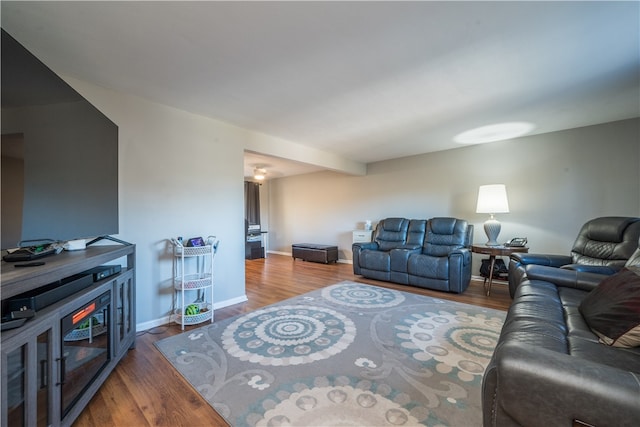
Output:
top-left (476, 184), bottom-right (510, 214)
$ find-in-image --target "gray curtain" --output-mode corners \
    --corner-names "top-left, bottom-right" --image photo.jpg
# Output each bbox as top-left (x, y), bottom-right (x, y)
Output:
top-left (244, 181), bottom-right (261, 225)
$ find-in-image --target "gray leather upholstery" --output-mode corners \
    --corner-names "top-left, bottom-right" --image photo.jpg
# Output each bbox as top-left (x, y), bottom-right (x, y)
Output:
top-left (508, 216), bottom-right (640, 297)
top-left (483, 265), bottom-right (640, 426)
top-left (353, 217), bottom-right (473, 293)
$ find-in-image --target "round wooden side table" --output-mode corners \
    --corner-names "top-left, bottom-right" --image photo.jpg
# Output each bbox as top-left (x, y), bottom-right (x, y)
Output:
top-left (471, 244), bottom-right (529, 296)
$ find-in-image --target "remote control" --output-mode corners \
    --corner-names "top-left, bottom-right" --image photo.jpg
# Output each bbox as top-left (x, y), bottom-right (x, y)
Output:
top-left (15, 262), bottom-right (46, 267)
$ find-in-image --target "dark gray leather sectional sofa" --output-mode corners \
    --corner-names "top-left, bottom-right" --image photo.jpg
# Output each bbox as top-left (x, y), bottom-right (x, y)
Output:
top-left (482, 263), bottom-right (640, 426)
top-left (352, 217), bottom-right (473, 293)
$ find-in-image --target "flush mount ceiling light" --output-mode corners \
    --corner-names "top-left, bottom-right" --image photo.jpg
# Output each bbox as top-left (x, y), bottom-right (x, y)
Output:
top-left (454, 122), bottom-right (535, 145)
top-left (253, 168), bottom-right (266, 180)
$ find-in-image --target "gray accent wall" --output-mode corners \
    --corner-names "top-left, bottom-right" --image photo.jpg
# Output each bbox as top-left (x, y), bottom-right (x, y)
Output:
top-left (265, 118), bottom-right (640, 275)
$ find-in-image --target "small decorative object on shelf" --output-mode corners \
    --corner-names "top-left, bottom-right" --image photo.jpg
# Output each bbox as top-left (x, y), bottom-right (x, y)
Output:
top-left (170, 236), bottom-right (219, 330)
top-left (185, 303), bottom-right (200, 315)
top-left (186, 236), bottom-right (205, 247)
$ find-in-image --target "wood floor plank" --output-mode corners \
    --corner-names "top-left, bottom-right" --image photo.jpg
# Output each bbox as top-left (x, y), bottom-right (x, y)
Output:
top-left (72, 254), bottom-right (511, 426)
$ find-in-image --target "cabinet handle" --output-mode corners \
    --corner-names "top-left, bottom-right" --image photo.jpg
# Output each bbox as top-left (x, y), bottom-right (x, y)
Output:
top-left (56, 357), bottom-right (66, 386)
top-left (40, 359), bottom-right (48, 389)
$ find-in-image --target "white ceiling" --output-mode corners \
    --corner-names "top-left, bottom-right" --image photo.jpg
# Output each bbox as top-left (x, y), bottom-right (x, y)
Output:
top-left (2, 1), bottom-right (639, 180)
top-left (244, 151), bottom-right (324, 181)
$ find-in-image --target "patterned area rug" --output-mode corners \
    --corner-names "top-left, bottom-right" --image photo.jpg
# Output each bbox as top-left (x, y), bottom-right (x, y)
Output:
top-left (155, 282), bottom-right (505, 426)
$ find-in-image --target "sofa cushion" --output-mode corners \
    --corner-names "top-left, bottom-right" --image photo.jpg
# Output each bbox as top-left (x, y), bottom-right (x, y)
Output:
top-left (422, 217), bottom-right (468, 256)
top-left (375, 217), bottom-right (409, 251)
top-left (407, 254), bottom-right (448, 279)
top-left (579, 267), bottom-right (640, 348)
top-left (359, 250), bottom-right (391, 272)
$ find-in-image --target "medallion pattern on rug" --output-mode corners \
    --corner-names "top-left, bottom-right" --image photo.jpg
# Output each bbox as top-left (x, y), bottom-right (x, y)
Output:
top-left (222, 305), bottom-right (356, 366)
top-left (155, 282), bottom-right (505, 426)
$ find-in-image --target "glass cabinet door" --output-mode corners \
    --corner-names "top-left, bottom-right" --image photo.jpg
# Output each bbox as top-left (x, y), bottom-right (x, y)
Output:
top-left (115, 270), bottom-right (135, 357)
top-left (36, 331), bottom-right (51, 427)
top-left (5, 345), bottom-right (26, 426)
top-left (2, 322), bottom-right (56, 427)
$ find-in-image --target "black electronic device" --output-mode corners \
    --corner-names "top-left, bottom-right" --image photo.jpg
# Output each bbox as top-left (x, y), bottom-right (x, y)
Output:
top-left (186, 236), bottom-right (205, 247)
top-left (1, 306), bottom-right (35, 331)
top-left (10, 308), bottom-right (35, 319)
top-left (1, 318), bottom-right (27, 331)
top-left (82, 265), bottom-right (122, 282)
top-left (6, 273), bottom-right (94, 313)
top-left (1, 29), bottom-right (119, 251)
top-left (505, 237), bottom-right (528, 247)
top-left (3, 246), bottom-right (57, 262)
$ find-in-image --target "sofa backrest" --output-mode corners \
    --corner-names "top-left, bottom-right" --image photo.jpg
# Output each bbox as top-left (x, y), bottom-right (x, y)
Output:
top-left (374, 217), bottom-right (409, 251)
top-left (422, 217), bottom-right (470, 256)
top-left (571, 217), bottom-right (640, 266)
top-left (406, 219), bottom-right (427, 247)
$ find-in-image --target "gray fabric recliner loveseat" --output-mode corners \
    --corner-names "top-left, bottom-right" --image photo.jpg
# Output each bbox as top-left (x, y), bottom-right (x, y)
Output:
top-left (352, 217), bottom-right (473, 293)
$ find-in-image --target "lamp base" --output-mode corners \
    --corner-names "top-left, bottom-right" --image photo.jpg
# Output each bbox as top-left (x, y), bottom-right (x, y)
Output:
top-left (484, 216), bottom-right (502, 246)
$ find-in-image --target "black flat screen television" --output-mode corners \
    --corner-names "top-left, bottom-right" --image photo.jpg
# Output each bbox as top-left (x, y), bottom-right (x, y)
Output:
top-left (1, 29), bottom-right (119, 250)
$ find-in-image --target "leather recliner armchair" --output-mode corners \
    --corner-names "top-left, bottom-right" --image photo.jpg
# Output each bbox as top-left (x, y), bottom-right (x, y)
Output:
top-left (508, 216), bottom-right (640, 297)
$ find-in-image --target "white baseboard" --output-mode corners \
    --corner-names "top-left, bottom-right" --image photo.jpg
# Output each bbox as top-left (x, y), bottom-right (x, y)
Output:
top-left (137, 270), bottom-right (489, 332)
top-left (267, 250), bottom-right (352, 264)
top-left (268, 250), bottom-right (290, 257)
top-left (136, 294), bottom-right (249, 332)
top-left (471, 274), bottom-right (509, 285)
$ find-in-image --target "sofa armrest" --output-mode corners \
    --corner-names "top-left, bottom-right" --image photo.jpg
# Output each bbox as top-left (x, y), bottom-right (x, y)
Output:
top-left (353, 242), bottom-right (379, 251)
top-left (352, 242), bottom-right (379, 274)
top-left (485, 342), bottom-right (640, 427)
top-left (560, 264), bottom-right (620, 275)
top-left (447, 248), bottom-right (472, 293)
top-left (510, 252), bottom-right (572, 268)
top-left (450, 247), bottom-right (471, 265)
top-left (524, 264), bottom-right (606, 292)
top-left (508, 253), bottom-right (574, 298)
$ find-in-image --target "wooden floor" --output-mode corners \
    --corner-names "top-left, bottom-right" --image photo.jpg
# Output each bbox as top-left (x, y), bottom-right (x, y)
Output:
top-left (73, 254), bottom-right (512, 427)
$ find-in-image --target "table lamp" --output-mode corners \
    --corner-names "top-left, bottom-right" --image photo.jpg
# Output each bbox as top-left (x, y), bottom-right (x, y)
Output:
top-left (476, 184), bottom-right (510, 246)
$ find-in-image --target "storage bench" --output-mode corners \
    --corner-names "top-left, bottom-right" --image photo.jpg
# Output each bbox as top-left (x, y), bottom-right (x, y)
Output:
top-left (292, 243), bottom-right (338, 264)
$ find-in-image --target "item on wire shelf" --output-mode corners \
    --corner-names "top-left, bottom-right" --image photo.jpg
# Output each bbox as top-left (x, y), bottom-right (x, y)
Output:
top-left (206, 236), bottom-right (220, 253)
top-left (185, 304), bottom-right (200, 316)
top-left (186, 237), bottom-right (205, 247)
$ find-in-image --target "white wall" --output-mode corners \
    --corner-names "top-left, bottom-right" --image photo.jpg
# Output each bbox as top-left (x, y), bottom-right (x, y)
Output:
top-left (55, 76), bottom-right (366, 329)
top-left (266, 118), bottom-right (640, 274)
top-left (65, 78), bottom-right (253, 328)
